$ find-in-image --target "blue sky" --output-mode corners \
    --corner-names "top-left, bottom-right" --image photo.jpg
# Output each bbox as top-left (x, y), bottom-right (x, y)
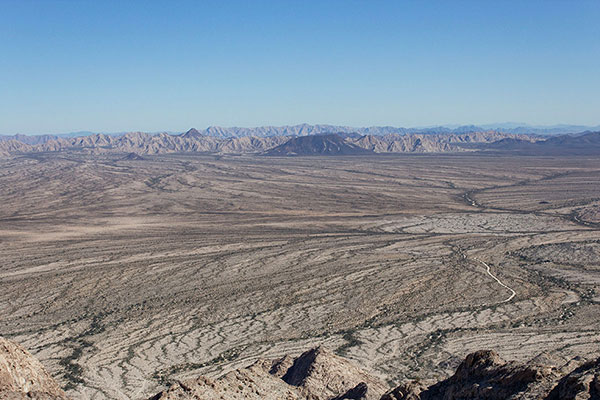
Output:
top-left (1, 0), bottom-right (599, 134)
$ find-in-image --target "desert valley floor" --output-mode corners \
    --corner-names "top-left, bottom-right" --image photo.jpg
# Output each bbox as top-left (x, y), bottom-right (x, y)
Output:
top-left (0, 153), bottom-right (599, 399)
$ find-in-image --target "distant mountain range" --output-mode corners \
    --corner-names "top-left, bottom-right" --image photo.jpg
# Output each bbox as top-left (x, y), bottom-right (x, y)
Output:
top-left (202, 123), bottom-right (600, 137)
top-left (0, 127), bottom-right (598, 157)
top-left (0, 130), bottom-right (537, 156)
top-left (3, 123), bottom-right (599, 141)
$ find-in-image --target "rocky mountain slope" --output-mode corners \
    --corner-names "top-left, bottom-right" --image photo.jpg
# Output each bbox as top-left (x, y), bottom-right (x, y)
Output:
top-left (347, 131), bottom-right (525, 153)
top-left (0, 337), bottom-right (68, 399)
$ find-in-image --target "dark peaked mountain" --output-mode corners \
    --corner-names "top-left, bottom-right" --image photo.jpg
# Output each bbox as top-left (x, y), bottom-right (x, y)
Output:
top-left (263, 134), bottom-right (375, 156)
top-left (180, 128), bottom-right (205, 138)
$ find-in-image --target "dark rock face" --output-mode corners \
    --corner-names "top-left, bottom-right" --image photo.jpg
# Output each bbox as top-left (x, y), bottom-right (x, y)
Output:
top-left (439, 350), bottom-right (549, 397)
top-left (332, 382), bottom-right (370, 400)
top-left (546, 358), bottom-right (600, 400)
top-left (282, 347), bottom-right (321, 386)
top-left (384, 350), bottom-right (600, 400)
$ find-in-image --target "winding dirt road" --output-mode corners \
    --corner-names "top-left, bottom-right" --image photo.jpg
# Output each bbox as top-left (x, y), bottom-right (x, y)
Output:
top-left (473, 257), bottom-right (517, 303)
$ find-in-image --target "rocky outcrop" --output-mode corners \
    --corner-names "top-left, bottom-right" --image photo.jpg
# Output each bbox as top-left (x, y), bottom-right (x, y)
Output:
top-left (1, 333), bottom-right (599, 400)
top-left (150, 348), bottom-right (600, 400)
top-left (149, 347), bottom-right (600, 400)
top-left (150, 347), bottom-right (387, 400)
top-left (380, 381), bottom-right (426, 400)
top-left (0, 337), bottom-right (68, 399)
top-left (546, 357), bottom-right (600, 400)
top-left (280, 347), bottom-right (387, 399)
top-left (384, 350), bottom-right (600, 400)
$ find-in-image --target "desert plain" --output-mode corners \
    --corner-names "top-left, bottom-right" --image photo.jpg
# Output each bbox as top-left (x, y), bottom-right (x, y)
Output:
top-left (0, 152), bottom-right (599, 399)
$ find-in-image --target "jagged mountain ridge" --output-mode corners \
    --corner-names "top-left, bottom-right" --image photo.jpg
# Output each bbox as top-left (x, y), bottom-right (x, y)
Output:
top-left (3, 123), bottom-right (598, 141)
top-left (186, 123), bottom-right (600, 137)
top-left (0, 130), bottom-right (537, 156)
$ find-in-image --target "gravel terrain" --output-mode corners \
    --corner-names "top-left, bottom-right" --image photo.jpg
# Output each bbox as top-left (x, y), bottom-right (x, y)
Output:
top-left (0, 153), bottom-right (598, 399)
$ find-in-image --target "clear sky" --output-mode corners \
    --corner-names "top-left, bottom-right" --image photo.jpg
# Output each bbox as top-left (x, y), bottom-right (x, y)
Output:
top-left (1, 0), bottom-right (599, 134)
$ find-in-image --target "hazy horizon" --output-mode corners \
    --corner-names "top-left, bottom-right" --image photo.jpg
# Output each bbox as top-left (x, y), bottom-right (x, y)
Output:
top-left (1, 1), bottom-right (599, 134)
top-left (3, 121), bottom-right (600, 137)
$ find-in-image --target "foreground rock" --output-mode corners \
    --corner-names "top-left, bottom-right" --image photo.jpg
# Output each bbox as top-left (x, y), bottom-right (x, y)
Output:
top-left (546, 357), bottom-right (600, 400)
top-left (151, 348), bottom-right (600, 400)
top-left (150, 346), bottom-right (387, 400)
top-left (0, 337), bottom-right (68, 399)
top-left (2, 333), bottom-right (599, 400)
top-left (383, 350), bottom-right (600, 400)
